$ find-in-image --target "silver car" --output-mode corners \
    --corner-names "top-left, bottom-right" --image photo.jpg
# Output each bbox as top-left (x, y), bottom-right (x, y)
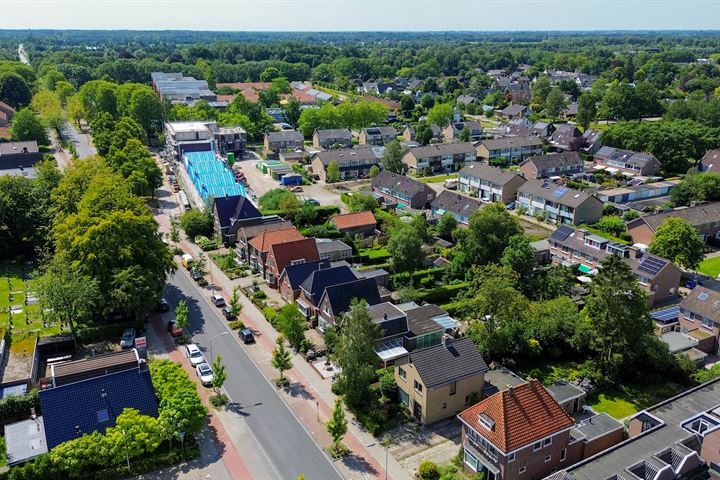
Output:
top-left (185, 344), bottom-right (205, 367)
top-left (120, 328), bottom-right (136, 349)
top-left (196, 363), bottom-right (214, 387)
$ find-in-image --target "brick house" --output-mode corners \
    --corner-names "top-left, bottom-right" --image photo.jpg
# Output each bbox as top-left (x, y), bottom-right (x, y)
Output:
top-left (402, 124), bottom-right (443, 143)
top-left (475, 137), bottom-right (544, 165)
top-left (443, 121), bottom-right (484, 142)
top-left (264, 130), bottom-right (304, 154)
top-left (0, 101), bottom-right (15, 127)
top-left (678, 286), bottom-right (720, 353)
top-left (515, 180), bottom-right (603, 225)
top-left (626, 202), bottom-right (720, 245)
top-left (234, 217), bottom-right (293, 262)
top-left (548, 225), bottom-right (681, 306)
top-left (264, 237), bottom-right (319, 287)
top-left (247, 227), bottom-right (304, 278)
top-left (277, 259), bottom-right (330, 303)
top-left (310, 148), bottom-right (380, 182)
top-left (297, 265), bottom-right (358, 323)
top-left (402, 143), bottom-right (477, 175)
top-left (372, 170), bottom-right (437, 209)
top-left (316, 278), bottom-right (381, 331)
top-left (518, 152), bottom-right (584, 179)
top-left (547, 124), bottom-right (582, 152)
top-left (497, 104), bottom-right (530, 120)
top-left (330, 211), bottom-right (377, 237)
top-left (212, 195), bottom-right (262, 245)
top-left (395, 337), bottom-right (488, 425)
top-left (458, 162), bottom-right (527, 205)
top-left (699, 149), bottom-right (720, 173)
top-left (359, 126), bottom-right (397, 146)
top-left (593, 146), bottom-right (661, 177)
top-left (312, 128), bottom-right (353, 149)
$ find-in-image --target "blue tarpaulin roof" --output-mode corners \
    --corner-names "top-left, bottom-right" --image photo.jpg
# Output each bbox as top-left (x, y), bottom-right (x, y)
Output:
top-left (183, 151), bottom-right (246, 203)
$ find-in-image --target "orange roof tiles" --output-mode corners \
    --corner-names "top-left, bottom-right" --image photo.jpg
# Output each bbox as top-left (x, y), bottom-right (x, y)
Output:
top-left (268, 238), bottom-right (320, 274)
top-left (331, 211), bottom-right (377, 231)
top-left (217, 82), bottom-right (271, 91)
top-left (458, 379), bottom-right (574, 453)
top-left (248, 227), bottom-right (304, 254)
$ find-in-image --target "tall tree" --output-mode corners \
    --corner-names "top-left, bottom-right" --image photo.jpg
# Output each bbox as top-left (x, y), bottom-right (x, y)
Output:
top-left (532, 76), bottom-right (552, 107)
top-left (0, 71), bottom-right (32, 109)
top-left (545, 88), bottom-right (568, 119)
top-left (174, 300), bottom-right (189, 330)
top-left (414, 121), bottom-right (434, 146)
top-left (128, 87), bottom-right (163, 138)
top-left (334, 301), bottom-right (381, 407)
top-left (388, 223), bottom-right (424, 274)
top-left (326, 398), bottom-right (348, 452)
top-left (272, 336), bottom-right (293, 383)
top-left (326, 160), bottom-right (341, 183)
top-left (458, 125), bottom-right (471, 142)
top-left (649, 217), bottom-right (705, 270)
top-left (426, 103), bottom-right (454, 126)
top-left (277, 304), bottom-right (306, 352)
top-left (283, 97), bottom-right (302, 128)
top-left (212, 354), bottom-right (227, 393)
top-left (577, 93), bottom-right (597, 130)
top-left (10, 108), bottom-right (49, 145)
top-left (381, 140), bottom-right (404, 174)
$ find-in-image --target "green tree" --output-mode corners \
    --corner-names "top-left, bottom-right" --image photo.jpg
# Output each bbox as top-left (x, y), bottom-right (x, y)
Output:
top-left (670, 172), bottom-right (720, 206)
top-left (283, 97), bottom-right (302, 128)
top-left (381, 140), bottom-right (404, 174)
top-left (400, 95), bottom-right (415, 114)
top-left (436, 211), bottom-right (458, 240)
top-left (335, 301), bottom-right (381, 407)
top-left (170, 219), bottom-right (181, 245)
top-left (260, 67), bottom-right (283, 82)
top-left (369, 165), bottom-right (380, 178)
top-left (577, 93), bottom-right (597, 130)
top-left (36, 262), bottom-right (99, 345)
top-left (326, 398), bottom-right (348, 450)
top-left (414, 121), bottom-right (434, 145)
top-left (150, 360), bottom-right (207, 437)
top-left (66, 94), bottom-right (85, 127)
top-left (272, 336), bottom-right (293, 382)
top-left (420, 94), bottom-right (435, 110)
top-left (10, 107), bottom-right (49, 145)
top-left (105, 408), bottom-right (163, 464)
top-left (212, 354), bottom-right (227, 392)
top-left (179, 209), bottom-right (214, 239)
top-left (346, 192), bottom-right (378, 212)
top-left (277, 304), bottom-right (306, 352)
top-left (500, 234), bottom-right (535, 282)
top-left (594, 216), bottom-right (626, 237)
top-left (388, 224), bottom-right (424, 274)
top-left (458, 125), bottom-right (471, 142)
top-left (649, 217), bottom-right (705, 270)
top-left (175, 300), bottom-right (189, 330)
top-left (107, 138), bottom-right (163, 193)
top-left (426, 103), bottom-right (454, 126)
top-left (326, 160), bottom-right (341, 183)
top-left (0, 71), bottom-right (32, 109)
top-left (259, 188), bottom-right (297, 210)
top-left (128, 87), bottom-right (163, 137)
top-left (194, 252), bottom-right (208, 275)
top-left (532, 76), bottom-right (552, 107)
top-left (545, 88), bottom-right (568, 119)
top-left (229, 288), bottom-right (243, 317)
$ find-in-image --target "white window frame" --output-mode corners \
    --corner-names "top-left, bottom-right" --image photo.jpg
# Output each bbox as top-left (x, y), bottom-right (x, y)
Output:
top-left (545, 454), bottom-right (552, 463)
top-left (519, 466), bottom-right (526, 474)
top-left (560, 448), bottom-right (567, 461)
top-left (399, 367), bottom-right (406, 381)
top-left (508, 452), bottom-right (515, 463)
top-left (543, 437), bottom-right (552, 447)
top-left (533, 441), bottom-right (542, 452)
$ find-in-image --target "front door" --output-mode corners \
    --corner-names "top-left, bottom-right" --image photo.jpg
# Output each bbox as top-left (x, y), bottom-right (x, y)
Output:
top-left (413, 400), bottom-right (422, 421)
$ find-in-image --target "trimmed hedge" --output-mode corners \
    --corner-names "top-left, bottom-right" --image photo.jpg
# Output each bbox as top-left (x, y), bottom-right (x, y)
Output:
top-left (0, 388), bottom-right (40, 426)
top-left (390, 267), bottom-right (447, 289)
top-left (414, 282), bottom-right (469, 304)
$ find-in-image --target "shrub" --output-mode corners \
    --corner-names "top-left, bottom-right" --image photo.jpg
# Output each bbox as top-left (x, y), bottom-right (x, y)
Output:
top-left (259, 188), bottom-right (296, 211)
top-left (390, 267), bottom-right (447, 289)
top-left (210, 393), bottom-right (229, 407)
top-left (149, 360), bottom-right (207, 435)
top-left (414, 282), bottom-right (469, 304)
top-left (418, 460), bottom-right (440, 480)
top-left (228, 320), bottom-right (245, 330)
top-left (179, 209), bottom-right (213, 239)
top-left (0, 388), bottom-right (40, 426)
top-left (194, 236), bottom-right (219, 251)
top-left (263, 307), bottom-right (279, 326)
top-left (253, 290), bottom-right (267, 300)
top-left (77, 319), bottom-right (144, 343)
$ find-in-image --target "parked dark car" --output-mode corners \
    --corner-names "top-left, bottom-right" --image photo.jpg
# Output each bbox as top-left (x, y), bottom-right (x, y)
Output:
top-left (222, 306), bottom-right (236, 320)
top-left (155, 297), bottom-right (170, 312)
top-left (191, 270), bottom-right (203, 281)
top-left (120, 328), bottom-right (136, 349)
top-left (239, 328), bottom-right (255, 344)
top-left (167, 319), bottom-right (183, 337)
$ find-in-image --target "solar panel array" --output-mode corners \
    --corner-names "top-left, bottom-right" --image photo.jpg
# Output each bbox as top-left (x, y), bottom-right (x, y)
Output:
top-left (552, 187), bottom-right (569, 198)
top-left (637, 256), bottom-right (667, 276)
top-left (551, 225), bottom-right (574, 241)
top-left (650, 306), bottom-right (680, 324)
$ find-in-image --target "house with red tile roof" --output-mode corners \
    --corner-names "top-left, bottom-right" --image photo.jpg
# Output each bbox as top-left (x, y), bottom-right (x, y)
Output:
top-left (264, 238), bottom-right (320, 287)
top-left (330, 211), bottom-right (377, 237)
top-left (247, 227), bottom-right (304, 279)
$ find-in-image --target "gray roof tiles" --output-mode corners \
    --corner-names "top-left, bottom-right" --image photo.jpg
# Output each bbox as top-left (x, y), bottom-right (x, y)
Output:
top-left (459, 162), bottom-right (526, 186)
top-left (518, 179), bottom-right (599, 208)
top-left (478, 136), bottom-right (543, 151)
top-left (520, 152), bottom-right (583, 171)
top-left (409, 337), bottom-right (488, 389)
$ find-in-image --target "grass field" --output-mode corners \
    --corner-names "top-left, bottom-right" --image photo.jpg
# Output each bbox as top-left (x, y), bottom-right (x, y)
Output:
top-left (698, 256), bottom-right (720, 278)
top-left (0, 262), bottom-right (61, 353)
top-left (418, 173), bottom-right (458, 184)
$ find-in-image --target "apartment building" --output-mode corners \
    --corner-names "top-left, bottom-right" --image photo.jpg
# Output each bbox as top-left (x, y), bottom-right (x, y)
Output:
top-left (402, 142), bottom-right (477, 175)
top-left (593, 146), bottom-right (661, 177)
top-left (312, 128), bottom-right (353, 149)
top-left (458, 162), bottom-right (527, 205)
top-left (359, 126), bottom-right (398, 146)
top-left (475, 137), bottom-right (544, 165)
top-left (679, 286), bottom-right (720, 353)
top-left (626, 202), bottom-right (720, 245)
top-left (310, 148), bottom-right (380, 181)
top-left (431, 190), bottom-right (484, 225)
top-left (518, 152), bottom-right (584, 179)
top-left (516, 180), bottom-right (603, 225)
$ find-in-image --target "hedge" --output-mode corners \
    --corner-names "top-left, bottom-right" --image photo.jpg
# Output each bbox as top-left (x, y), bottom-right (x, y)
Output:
top-left (0, 388), bottom-right (40, 426)
top-left (390, 267), bottom-right (447, 289)
top-left (262, 205), bottom-right (340, 220)
top-left (414, 282), bottom-right (469, 304)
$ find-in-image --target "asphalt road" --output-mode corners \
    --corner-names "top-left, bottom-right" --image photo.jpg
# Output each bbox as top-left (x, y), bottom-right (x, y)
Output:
top-left (62, 121), bottom-right (97, 159)
top-left (164, 268), bottom-right (342, 480)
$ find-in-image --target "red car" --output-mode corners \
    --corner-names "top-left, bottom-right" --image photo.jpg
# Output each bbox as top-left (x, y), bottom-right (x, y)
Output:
top-left (167, 319), bottom-right (184, 337)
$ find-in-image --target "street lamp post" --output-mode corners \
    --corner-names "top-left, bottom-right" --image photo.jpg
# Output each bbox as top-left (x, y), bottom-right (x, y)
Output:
top-left (209, 331), bottom-right (229, 363)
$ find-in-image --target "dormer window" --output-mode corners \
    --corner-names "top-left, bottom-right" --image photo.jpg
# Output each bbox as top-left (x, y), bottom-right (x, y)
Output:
top-left (478, 413), bottom-right (495, 431)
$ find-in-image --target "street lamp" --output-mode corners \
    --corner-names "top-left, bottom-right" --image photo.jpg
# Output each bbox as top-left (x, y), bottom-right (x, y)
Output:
top-left (209, 331), bottom-right (229, 362)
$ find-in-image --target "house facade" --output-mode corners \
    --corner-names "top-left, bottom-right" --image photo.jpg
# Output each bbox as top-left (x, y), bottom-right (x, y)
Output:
top-left (312, 128), bottom-right (353, 149)
top-left (264, 130), bottom-right (304, 154)
top-left (458, 163), bottom-right (527, 205)
top-left (297, 265), bottom-right (358, 323)
top-left (518, 152), bottom-right (584, 179)
top-left (330, 211), bottom-right (377, 237)
top-left (310, 148), bottom-right (379, 181)
top-left (548, 225), bottom-right (681, 306)
top-left (678, 286), bottom-right (720, 353)
top-left (475, 137), bottom-right (544, 165)
top-left (626, 202), bottom-right (720, 245)
top-left (395, 337), bottom-right (488, 425)
top-left (359, 126), bottom-right (397, 146)
top-left (443, 122), bottom-right (484, 142)
top-left (516, 180), bottom-right (603, 225)
top-left (212, 195), bottom-right (262, 245)
top-left (402, 124), bottom-right (443, 142)
top-left (372, 170), bottom-right (437, 209)
top-left (247, 227), bottom-right (304, 278)
top-left (593, 146), bottom-right (661, 177)
top-left (700, 149), bottom-right (720, 173)
top-left (316, 278), bottom-right (381, 331)
top-left (431, 190), bottom-right (483, 224)
top-left (402, 143), bottom-right (477, 175)
top-left (278, 259), bottom-right (329, 303)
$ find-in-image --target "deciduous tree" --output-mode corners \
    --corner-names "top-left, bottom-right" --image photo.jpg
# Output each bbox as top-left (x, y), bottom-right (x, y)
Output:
top-left (649, 217), bottom-right (705, 270)
top-left (381, 140), bottom-right (404, 173)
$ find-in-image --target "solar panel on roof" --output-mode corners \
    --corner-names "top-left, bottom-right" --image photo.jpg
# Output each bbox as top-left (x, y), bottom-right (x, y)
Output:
top-left (637, 256), bottom-right (667, 276)
top-left (552, 187), bottom-right (569, 198)
top-left (551, 225), bottom-right (574, 241)
top-left (650, 306), bottom-right (679, 324)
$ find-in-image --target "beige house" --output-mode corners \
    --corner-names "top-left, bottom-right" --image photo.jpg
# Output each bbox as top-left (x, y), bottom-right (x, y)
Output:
top-left (475, 136), bottom-right (543, 165)
top-left (516, 179), bottom-right (603, 225)
top-left (402, 142), bottom-right (476, 175)
top-left (458, 162), bottom-right (526, 205)
top-left (395, 337), bottom-right (488, 425)
top-left (359, 126), bottom-right (397, 146)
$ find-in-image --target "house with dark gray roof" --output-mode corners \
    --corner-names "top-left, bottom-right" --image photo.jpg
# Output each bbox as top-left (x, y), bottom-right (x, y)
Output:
top-left (312, 128), bottom-right (353, 149)
top-left (264, 130), bottom-right (304, 154)
top-left (278, 259), bottom-right (330, 302)
top-left (0, 141), bottom-right (44, 177)
top-left (372, 170), bottom-right (437, 209)
top-left (547, 124), bottom-right (583, 152)
top-left (699, 149), bottom-right (720, 174)
top-left (359, 126), bottom-right (398, 146)
top-left (213, 194), bottom-right (263, 245)
top-left (519, 152), bottom-right (584, 179)
top-left (594, 146), bottom-right (661, 177)
top-left (678, 286), bottom-right (720, 354)
top-left (402, 142), bottom-right (477, 175)
top-left (443, 121), bottom-right (484, 142)
top-left (548, 225), bottom-right (681, 306)
top-left (234, 216), bottom-right (293, 261)
top-left (516, 180), bottom-right (603, 225)
top-left (458, 162), bottom-right (527, 205)
top-left (475, 136), bottom-right (543, 165)
top-left (310, 148), bottom-right (380, 181)
top-left (497, 104), bottom-right (530, 120)
top-left (297, 265), bottom-right (358, 324)
top-left (394, 337), bottom-right (488, 425)
top-left (626, 202), bottom-right (720, 246)
top-left (581, 129), bottom-right (603, 155)
top-left (369, 302), bottom-right (411, 365)
top-left (431, 190), bottom-right (484, 225)
top-left (317, 278), bottom-right (381, 330)
top-left (402, 123), bottom-right (443, 143)
top-left (547, 378), bottom-right (720, 480)
top-left (315, 238), bottom-right (352, 262)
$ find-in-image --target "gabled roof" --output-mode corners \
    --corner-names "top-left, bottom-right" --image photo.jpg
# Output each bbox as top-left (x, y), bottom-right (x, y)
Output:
top-left (700, 149), bottom-right (720, 173)
top-left (51, 349), bottom-right (139, 386)
top-left (265, 130), bottom-right (304, 143)
top-left (409, 337), bottom-right (488, 389)
top-left (40, 363), bottom-right (157, 449)
top-left (268, 237), bottom-right (319, 272)
top-left (238, 217), bottom-right (294, 241)
top-left (280, 260), bottom-right (330, 292)
top-left (214, 195), bottom-right (262, 230)
top-left (315, 238), bottom-right (352, 257)
top-left (680, 286), bottom-right (720, 321)
top-left (450, 121), bottom-right (483, 134)
top-left (459, 162), bottom-right (526, 186)
top-left (312, 148), bottom-right (379, 166)
top-left (300, 265), bottom-right (358, 303)
top-left (321, 278), bottom-right (381, 316)
top-left (404, 304), bottom-right (447, 336)
top-left (595, 146), bottom-right (658, 169)
top-left (361, 126), bottom-right (397, 137)
top-left (431, 190), bottom-right (483, 218)
top-left (518, 179), bottom-right (600, 208)
top-left (331, 211), bottom-right (377, 231)
top-left (520, 152), bottom-right (583, 171)
top-left (373, 170), bottom-right (430, 198)
top-left (499, 104), bottom-right (528, 116)
top-left (631, 202), bottom-right (720, 231)
top-left (248, 227), bottom-right (304, 254)
top-left (314, 128), bottom-right (352, 142)
top-left (404, 142), bottom-right (476, 160)
top-left (477, 136), bottom-right (543, 151)
top-left (458, 379), bottom-right (574, 453)
top-left (368, 302), bottom-right (408, 338)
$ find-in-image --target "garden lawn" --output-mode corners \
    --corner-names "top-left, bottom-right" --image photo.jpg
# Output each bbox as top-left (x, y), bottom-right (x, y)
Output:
top-left (698, 256), bottom-right (720, 278)
top-left (587, 382), bottom-right (685, 419)
top-left (419, 174), bottom-right (458, 184)
top-left (359, 246), bottom-right (390, 260)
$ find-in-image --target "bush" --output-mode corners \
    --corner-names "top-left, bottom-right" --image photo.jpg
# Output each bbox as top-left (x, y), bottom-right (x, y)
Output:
top-left (263, 307), bottom-right (279, 326)
top-left (390, 267), bottom-right (447, 289)
top-left (414, 282), bottom-right (469, 304)
top-left (228, 320), bottom-right (245, 330)
top-left (194, 236), bottom-right (219, 251)
top-left (179, 209), bottom-right (213, 239)
top-left (210, 393), bottom-right (229, 407)
top-left (259, 188), bottom-right (296, 211)
top-left (418, 460), bottom-right (440, 480)
top-left (0, 388), bottom-right (40, 426)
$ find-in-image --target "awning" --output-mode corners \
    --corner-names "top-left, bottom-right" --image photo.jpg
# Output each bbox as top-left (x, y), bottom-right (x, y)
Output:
top-left (375, 338), bottom-right (408, 362)
top-left (605, 167), bottom-right (619, 174)
top-left (435, 208), bottom-right (446, 215)
top-left (578, 264), bottom-right (594, 274)
top-left (621, 171), bottom-right (635, 177)
top-left (432, 314), bottom-right (461, 330)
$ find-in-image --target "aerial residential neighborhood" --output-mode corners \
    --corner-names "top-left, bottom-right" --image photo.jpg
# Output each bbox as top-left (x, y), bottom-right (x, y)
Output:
top-left (2, 5), bottom-right (720, 480)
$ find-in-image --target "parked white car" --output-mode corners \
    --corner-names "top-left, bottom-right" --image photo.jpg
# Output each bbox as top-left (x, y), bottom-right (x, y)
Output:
top-left (185, 344), bottom-right (205, 367)
top-left (196, 362), bottom-right (214, 387)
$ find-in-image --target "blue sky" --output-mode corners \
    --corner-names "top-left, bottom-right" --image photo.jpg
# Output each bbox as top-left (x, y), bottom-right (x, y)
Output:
top-left (2, 0), bottom-right (720, 31)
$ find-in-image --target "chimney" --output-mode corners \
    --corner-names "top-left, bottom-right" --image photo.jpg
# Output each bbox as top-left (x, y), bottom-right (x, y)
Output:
top-left (629, 246), bottom-right (642, 259)
top-left (576, 229), bottom-right (587, 241)
top-left (383, 312), bottom-right (388, 321)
